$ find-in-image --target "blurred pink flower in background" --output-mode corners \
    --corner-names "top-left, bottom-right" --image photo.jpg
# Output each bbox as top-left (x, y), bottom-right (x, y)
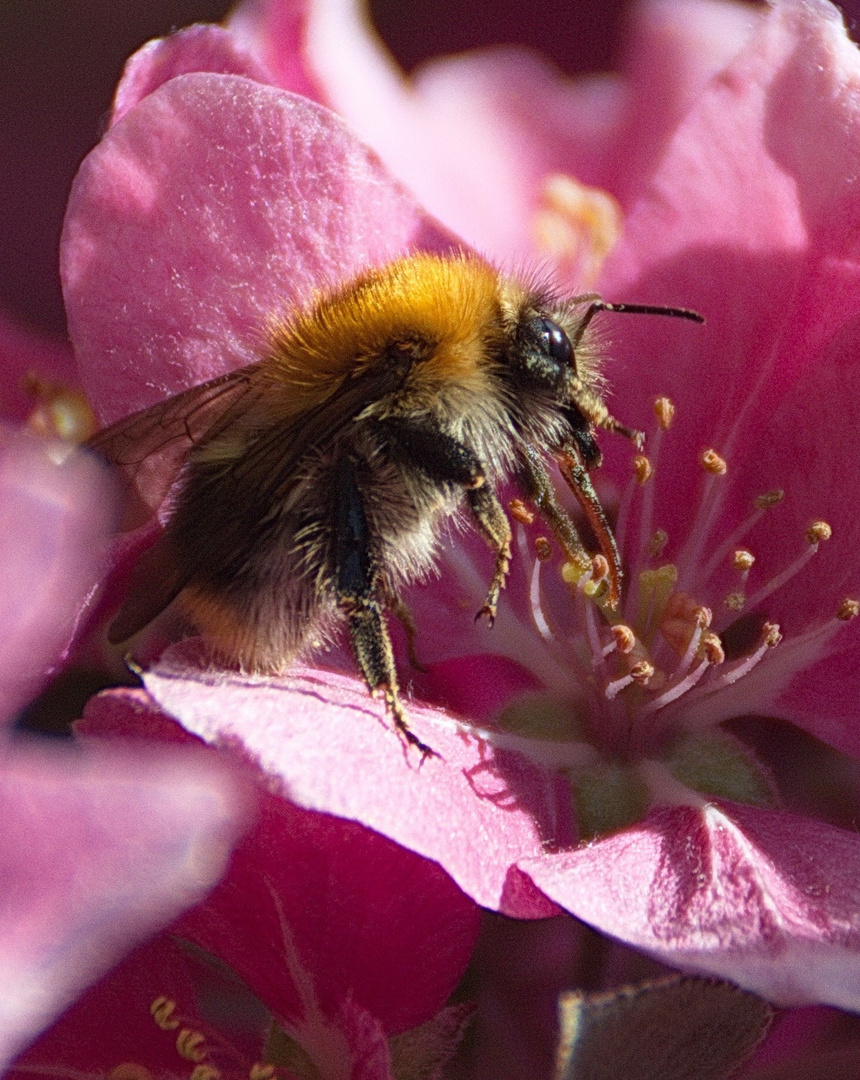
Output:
top-left (0, 427), bottom-right (252, 1069)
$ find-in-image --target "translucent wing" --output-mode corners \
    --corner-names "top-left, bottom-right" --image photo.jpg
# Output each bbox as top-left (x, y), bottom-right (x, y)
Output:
top-left (87, 364), bottom-right (265, 529)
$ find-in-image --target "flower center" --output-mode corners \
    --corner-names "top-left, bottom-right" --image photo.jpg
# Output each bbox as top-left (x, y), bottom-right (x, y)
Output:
top-left (479, 395), bottom-right (858, 837)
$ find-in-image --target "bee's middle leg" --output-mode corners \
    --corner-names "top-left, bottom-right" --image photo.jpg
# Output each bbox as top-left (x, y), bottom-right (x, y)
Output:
top-left (333, 459), bottom-right (435, 759)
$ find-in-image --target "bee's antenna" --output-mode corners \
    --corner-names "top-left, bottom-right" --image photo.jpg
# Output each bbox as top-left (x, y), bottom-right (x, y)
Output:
top-left (573, 301), bottom-right (704, 346)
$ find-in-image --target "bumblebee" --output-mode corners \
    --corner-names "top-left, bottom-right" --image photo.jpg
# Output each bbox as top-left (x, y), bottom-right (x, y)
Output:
top-left (89, 252), bottom-right (701, 756)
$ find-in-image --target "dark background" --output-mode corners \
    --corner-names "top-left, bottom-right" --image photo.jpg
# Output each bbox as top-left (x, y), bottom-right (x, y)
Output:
top-left (0, 0), bottom-right (856, 338)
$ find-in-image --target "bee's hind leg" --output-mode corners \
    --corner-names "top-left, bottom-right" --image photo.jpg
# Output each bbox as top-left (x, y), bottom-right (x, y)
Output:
top-left (333, 459), bottom-right (436, 761)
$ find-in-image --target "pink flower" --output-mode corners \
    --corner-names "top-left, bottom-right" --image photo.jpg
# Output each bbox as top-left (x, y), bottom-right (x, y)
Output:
top-left (62, 0), bottom-right (860, 1016)
top-left (0, 431), bottom-right (252, 1068)
top-left (11, 693), bottom-right (479, 1080)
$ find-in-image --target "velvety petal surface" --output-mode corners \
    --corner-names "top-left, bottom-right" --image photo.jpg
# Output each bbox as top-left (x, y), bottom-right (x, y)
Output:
top-left (62, 72), bottom-right (453, 423)
top-left (0, 434), bottom-right (115, 723)
top-left (127, 643), bottom-right (562, 918)
top-left (519, 800), bottom-right (860, 1010)
top-left (0, 738), bottom-right (251, 1070)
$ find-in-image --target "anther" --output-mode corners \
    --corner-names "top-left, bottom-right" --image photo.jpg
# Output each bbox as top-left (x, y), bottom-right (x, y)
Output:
top-left (654, 397), bottom-right (675, 430)
top-left (755, 489), bottom-right (784, 510)
top-left (634, 455), bottom-right (653, 484)
top-left (190, 1067), bottom-right (221, 1080)
top-left (151, 997), bottom-right (179, 1031)
top-left (837, 598), bottom-right (860, 621)
top-left (591, 554), bottom-right (610, 583)
top-left (509, 498), bottom-right (535, 526)
top-left (630, 660), bottom-right (655, 684)
top-left (761, 622), bottom-right (782, 647)
top-left (648, 529), bottom-right (668, 558)
top-left (108, 1066), bottom-right (154, 1080)
top-left (733, 549), bottom-right (755, 572)
top-left (806, 520), bottom-right (832, 545)
top-left (699, 448), bottom-right (727, 475)
top-left (535, 536), bottom-right (553, 561)
top-left (724, 591), bottom-right (746, 611)
top-left (611, 624), bottom-right (636, 654)
top-left (250, 1067), bottom-right (276, 1080)
top-left (699, 631), bottom-right (725, 664)
top-left (176, 1029), bottom-right (207, 1063)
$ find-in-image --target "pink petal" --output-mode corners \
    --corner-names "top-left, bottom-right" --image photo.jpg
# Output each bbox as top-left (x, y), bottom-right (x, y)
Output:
top-left (0, 739), bottom-right (251, 1069)
top-left (228, 0), bottom-right (321, 99)
top-left (61, 72), bottom-right (453, 423)
top-left (519, 800), bottom-right (860, 1009)
top-left (110, 24), bottom-right (275, 126)
top-left (129, 643), bottom-right (561, 918)
top-left (0, 433), bottom-right (116, 724)
top-left (82, 686), bottom-right (482, 1035)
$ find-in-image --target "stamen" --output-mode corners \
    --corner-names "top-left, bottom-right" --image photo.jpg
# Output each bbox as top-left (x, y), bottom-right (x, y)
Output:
top-left (639, 656), bottom-right (710, 716)
top-left (756, 489), bottom-right (785, 509)
top-left (190, 1068), bottom-right (221, 1080)
top-left (700, 493), bottom-right (782, 585)
top-left (108, 1067), bottom-right (154, 1080)
top-left (533, 174), bottom-right (622, 286)
top-left (151, 997), bottom-right (180, 1031)
top-left (648, 529), bottom-right (668, 558)
top-left (535, 536), bottom-right (553, 561)
top-left (699, 448), bottom-right (727, 475)
top-left (710, 622), bottom-right (781, 688)
top-left (733, 549), bottom-right (755, 573)
top-left (837, 598), bottom-right (860, 621)
top-left (250, 1067), bottom-right (276, 1080)
top-left (176, 1030), bottom-right (207, 1063)
top-left (742, 523), bottom-right (832, 614)
top-left (654, 397), bottom-right (675, 430)
top-left (634, 455), bottom-right (653, 484)
top-left (630, 660), bottom-right (655, 685)
top-left (591, 554), bottom-right (610, 585)
top-left (509, 498), bottom-right (535, 526)
top-left (528, 552), bottom-right (553, 641)
top-left (605, 673), bottom-right (636, 699)
top-left (611, 624), bottom-right (636, 654)
top-left (724, 592), bottom-right (746, 611)
top-left (806, 520), bottom-right (833, 544)
top-left (699, 631), bottom-right (725, 664)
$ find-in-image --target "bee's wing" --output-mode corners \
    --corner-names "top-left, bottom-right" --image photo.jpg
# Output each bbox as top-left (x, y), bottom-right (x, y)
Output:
top-left (87, 365), bottom-right (264, 529)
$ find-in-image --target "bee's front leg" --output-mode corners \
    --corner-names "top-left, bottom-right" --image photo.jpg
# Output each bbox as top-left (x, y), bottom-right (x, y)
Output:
top-left (374, 417), bottom-right (511, 625)
top-left (332, 458), bottom-right (435, 760)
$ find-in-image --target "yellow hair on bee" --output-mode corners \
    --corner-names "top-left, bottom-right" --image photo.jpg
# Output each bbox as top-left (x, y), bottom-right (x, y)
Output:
top-left (263, 252), bottom-right (504, 411)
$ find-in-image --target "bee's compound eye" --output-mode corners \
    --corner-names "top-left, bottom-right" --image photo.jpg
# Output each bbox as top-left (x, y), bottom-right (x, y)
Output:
top-left (537, 319), bottom-right (574, 369)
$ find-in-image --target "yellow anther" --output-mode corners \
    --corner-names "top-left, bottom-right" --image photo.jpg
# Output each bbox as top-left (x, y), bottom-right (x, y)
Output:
top-left (699, 632), bottom-right (725, 664)
top-left (654, 397), bottom-right (675, 430)
top-left (755, 489), bottom-right (784, 510)
top-left (533, 174), bottom-right (621, 286)
top-left (761, 622), bottom-right (782, 647)
top-left (150, 997), bottom-right (179, 1031)
top-left (591, 554), bottom-right (610, 583)
top-left (732, 549), bottom-right (755, 572)
top-left (699, 448), bottom-right (727, 475)
top-left (176, 1029), bottom-right (207, 1063)
top-left (648, 529), bottom-right (668, 558)
top-left (535, 536), bottom-right (553, 561)
top-left (612, 625), bottom-right (636, 654)
top-left (806, 520), bottom-right (832, 545)
top-left (630, 660), bottom-right (655, 685)
top-left (693, 606), bottom-right (713, 628)
top-left (190, 1068), bottom-right (221, 1080)
top-left (837, 598), bottom-right (860, 621)
top-left (108, 1066), bottom-right (154, 1080)
top-left (660, 592), bottom-right (711, 655)
top-left (633, 454), bottom-right (653, 484)
top-left (21, 372), bottom-right (97, 443)
top-left (509, 498), bottom-right (535, 526)
top-left (250, 1067), bottom-right (276, 1080)
top-left (724, 591), bottom-right (746, 611)
top-left (561, 555), bottom-right (592, 586)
